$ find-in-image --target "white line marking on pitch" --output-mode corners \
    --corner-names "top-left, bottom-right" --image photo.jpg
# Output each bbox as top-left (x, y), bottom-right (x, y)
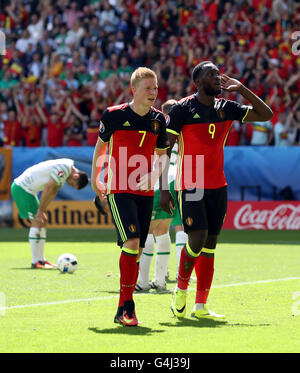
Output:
top-left (4, 277), bottom-right (300, 311)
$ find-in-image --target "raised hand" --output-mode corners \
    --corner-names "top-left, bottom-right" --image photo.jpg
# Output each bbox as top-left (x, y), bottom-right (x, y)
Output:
top-left (221, 74), bottom-right (243, 92)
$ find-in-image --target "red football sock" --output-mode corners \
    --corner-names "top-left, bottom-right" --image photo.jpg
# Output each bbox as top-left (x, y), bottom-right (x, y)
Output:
top-left (119, 251), bottom-right (138, 305)
top-left (177, 246), bottom-right (198, 290)
top-left (195, 254), bottom-right (214, 304)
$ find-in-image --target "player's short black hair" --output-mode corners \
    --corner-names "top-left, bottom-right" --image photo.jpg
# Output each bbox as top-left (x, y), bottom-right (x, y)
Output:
top-left (192, 61), bottom-right (215, 84)
top-left (77, 171), bottom-right (89, 189)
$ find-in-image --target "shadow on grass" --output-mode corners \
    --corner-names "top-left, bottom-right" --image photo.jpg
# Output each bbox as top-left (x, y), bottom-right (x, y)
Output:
top-left (160, 319), bottom-right (271, 328)
top-left (88, 326), bottom-right (165, 336)
top-left (160, 318), bottom-right (228, 328)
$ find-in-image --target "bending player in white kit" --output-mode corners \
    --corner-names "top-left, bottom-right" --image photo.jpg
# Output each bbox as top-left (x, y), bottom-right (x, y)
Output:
top-left (136, 100), bottom-right (188, 291)
top-left (11, 159), bottom-right (89, 269)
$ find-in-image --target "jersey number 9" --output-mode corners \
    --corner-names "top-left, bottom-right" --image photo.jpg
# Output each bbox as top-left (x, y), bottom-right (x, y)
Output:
top-left (208, 123), bottom-right (215, 139)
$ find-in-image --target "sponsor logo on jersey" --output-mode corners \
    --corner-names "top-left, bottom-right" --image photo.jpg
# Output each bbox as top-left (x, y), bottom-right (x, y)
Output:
top-left (122, 121), bottom-right (131, 127)
top-left (58, 170), bottom-right (64, 178)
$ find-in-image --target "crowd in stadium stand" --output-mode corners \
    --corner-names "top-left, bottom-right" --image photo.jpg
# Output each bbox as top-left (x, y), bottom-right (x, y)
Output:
top-left (0, 0), bottom-right (300, 148)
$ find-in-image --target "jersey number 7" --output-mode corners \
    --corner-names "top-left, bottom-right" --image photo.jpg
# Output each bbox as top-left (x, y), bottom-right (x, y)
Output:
top-left (138, 130), bottom-right (146, 147)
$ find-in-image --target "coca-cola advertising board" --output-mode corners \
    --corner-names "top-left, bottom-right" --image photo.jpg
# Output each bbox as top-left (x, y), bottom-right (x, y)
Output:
top-left (223, 201), bottom-right (300, 230)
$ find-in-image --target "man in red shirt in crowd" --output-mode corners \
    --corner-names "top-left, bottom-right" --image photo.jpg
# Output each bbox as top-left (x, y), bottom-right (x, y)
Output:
top-left (3, 110), bottom-right (22, 146)
top-left (46, 108), bottom-right (67, 147)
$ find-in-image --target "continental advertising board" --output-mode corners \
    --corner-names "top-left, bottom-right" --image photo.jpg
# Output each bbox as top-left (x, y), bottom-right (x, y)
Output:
top-left (13, 200), bottom-right (114, 229)
top-left (13, 200), bottom-right (300, 230)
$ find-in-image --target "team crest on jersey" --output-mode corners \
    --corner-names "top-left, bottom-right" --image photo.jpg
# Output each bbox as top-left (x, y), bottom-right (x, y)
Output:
top-left (129, 224), bottom-right (136, 233)
top-left (99, 121), bottom-right (105, 133)
top-left (217, 109), bottom-right (225, 120)
top-left (151, 120), bottom-right (160, 133)
top-left (57, 170), bottom-right (64, 178)
top-left (186, 217), bottom-right (193, 226)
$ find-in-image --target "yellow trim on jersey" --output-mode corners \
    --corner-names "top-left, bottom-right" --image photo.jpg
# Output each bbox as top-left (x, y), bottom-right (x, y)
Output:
top-left (201, 248), bottom-right (215, 254)
top-left (241, 107), bottom-right (250, 123)
top-left (155, 146), bottom-right (170, 150)
top-left (98, 136), bottom-right (108, 144)
top-left (122, 247), bottom-right (139, 256)
top-left (223, 128), bottom-right (230, 148)
top-left (178, 190), bottom-right (183, 220)
top-left (108, 194), bottom-right (127, 243)
top-left (167, 128), bottom-right (180, 136)
top-left (106, 135), bottom-right (114, 194)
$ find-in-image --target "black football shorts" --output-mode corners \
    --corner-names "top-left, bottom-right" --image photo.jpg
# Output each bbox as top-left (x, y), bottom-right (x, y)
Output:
top-left (107, 193), bottom-right (154, 248)
top-left (177, 186), bottom-right (228, 235)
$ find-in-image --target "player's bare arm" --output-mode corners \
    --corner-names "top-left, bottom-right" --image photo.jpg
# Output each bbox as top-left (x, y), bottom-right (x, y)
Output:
top-left (159, 132), bottom-right (177, 214)
top-left (221, 74), bottom-right (273, 122)
top-left (33, 178), bottom-right (60, 226)
top-left (91, 137), bottom-right (107, 198)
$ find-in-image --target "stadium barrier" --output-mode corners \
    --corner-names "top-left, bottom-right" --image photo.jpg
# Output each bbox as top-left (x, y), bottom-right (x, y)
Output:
top-left (6, 146), bottom-right (300, 230)
top-left (11, 146), bottom-right (300, 201)
top-left (12, 200), bottom-right (300, 230)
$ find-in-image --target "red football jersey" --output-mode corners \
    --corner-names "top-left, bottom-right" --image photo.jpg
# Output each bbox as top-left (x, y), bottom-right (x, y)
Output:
top-left (98, 103), bottom-right (169, 196)
top-left (167, 94), bottom-right (250, 190)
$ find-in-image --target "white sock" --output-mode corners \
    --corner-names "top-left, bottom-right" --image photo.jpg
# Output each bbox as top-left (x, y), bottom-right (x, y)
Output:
top-left (138, 234), bottom-right (155, 287)
top-left (29, 227), bottom-right (44, 263)
top-left (194, 303), bottom-right (205, 310)
top-left (154, 232), bottom-right (171, 286)
top-left (38, 228), bottom-right (47, 262)
top-left (175, 230), bottom-right (188, 275)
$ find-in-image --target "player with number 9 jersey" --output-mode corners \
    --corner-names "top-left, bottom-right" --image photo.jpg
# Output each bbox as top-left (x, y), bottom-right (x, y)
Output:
top-left (167, 94), bottom-right (250, 190)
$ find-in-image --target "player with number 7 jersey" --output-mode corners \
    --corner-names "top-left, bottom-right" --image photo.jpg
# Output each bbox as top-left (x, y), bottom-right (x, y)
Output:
top-left (91, 67), bottom-right (169, 327)
top-left (98, 102), bottom-right (169, 195)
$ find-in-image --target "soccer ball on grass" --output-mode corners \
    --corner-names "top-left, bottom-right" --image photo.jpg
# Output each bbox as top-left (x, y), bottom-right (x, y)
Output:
top-left (57, 253), bottom-right (78, 273)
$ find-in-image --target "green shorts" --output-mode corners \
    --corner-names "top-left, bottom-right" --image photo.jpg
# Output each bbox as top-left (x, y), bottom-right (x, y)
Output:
top-left (11, 182), bottom-right (39, 220)
top-left (152, 180), bottom-right (182, 226)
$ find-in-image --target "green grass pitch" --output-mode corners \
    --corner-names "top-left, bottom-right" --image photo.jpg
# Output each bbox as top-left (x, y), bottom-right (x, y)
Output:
top-left (0, 228), bottom-right (300, 353)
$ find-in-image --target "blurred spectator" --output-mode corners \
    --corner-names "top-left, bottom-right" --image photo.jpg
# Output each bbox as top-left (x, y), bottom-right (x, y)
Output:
top-left (274, 112), bottom-right (291, 146)
top-left (3, 110), bottom-right (22, 147)
top-left (16, 30), bottom-right (35, 53)
top-left (86, 109), bottom-right (100, 146)
top-left (98, 1), bottom-right (119, 34)
top-left (64, 114), bottom-right (84, 146)
top-left (250, 120), bottom-right (274, 146)
top-left (64, 1), bottom-right (83, 29)
top-left (0, 102), bottom-right (8, 147)
top-left (27, 13), bottom-right (45, 43)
